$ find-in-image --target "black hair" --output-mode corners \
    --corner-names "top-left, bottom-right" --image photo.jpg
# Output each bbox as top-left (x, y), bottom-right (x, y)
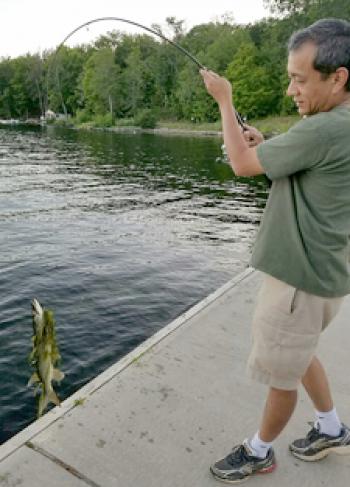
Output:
top-left (288, 18), bottom-right (350, 90)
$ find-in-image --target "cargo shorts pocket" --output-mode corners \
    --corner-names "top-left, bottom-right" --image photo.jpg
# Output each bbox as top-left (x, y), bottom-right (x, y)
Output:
top-left (253, 275), bottom-right (299, 325)
top-left (252, 315), bottom-right (320, 385)
top-left (249, 278), bottom-right (323, 387)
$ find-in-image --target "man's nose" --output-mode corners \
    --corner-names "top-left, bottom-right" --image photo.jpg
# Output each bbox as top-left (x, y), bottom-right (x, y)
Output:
top-left (286, 80), bottom-right (297, 97)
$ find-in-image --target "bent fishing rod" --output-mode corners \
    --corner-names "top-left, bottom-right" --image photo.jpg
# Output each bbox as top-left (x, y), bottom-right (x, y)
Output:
top-left (47, 16), bottom-right (246, 129)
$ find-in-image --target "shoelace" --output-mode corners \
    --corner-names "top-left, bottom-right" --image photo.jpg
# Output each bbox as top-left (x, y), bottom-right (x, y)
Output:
top-left (306, 421), bottom-right (343, 440)
top-left (306, 427), bottom-right (321, 442)
top-left (305, 421), bottom-right (327, 442)
top-left (227, 444), bottom-right (252, 466)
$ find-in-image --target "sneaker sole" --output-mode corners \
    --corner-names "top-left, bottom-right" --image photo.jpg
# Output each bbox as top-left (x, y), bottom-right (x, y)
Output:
top-left (290, 444), bottom-right (350, 462)
top-left (210, 463), bottom-right (276, 484)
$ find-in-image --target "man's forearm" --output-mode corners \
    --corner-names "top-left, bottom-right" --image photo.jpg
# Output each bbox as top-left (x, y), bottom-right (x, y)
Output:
top-left (200, 69), bottom-right (264, 177)
top-left (219, 102), bottom-right (253, 176)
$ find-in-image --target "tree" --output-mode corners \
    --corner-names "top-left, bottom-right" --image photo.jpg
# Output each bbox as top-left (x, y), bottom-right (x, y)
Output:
top-left (8, 55), bottom-right (45, 118)
top-left (264, 0), bottom-right (350, 16)
top-left (0, 59), bottom-right (14, 118)
top-left (165, 17), bottom-right (186, 40)
top-left (117, 35), bottom-right (159, 116)
top-left (82, 48), bottom-right (122, 118)
top-left (226, 42), bottom-right (281, 119)
top-left (174, 63), bottom-right (219, 122)
top-left (121, 46), bottom-right (145, 116)
top-left (26, 54), bottom-right (45, 118)
top-left (263, 0), bottom-right (316, 14)
top-left (47, 46), bottom-right (89, 116)
top-left (204, 25), bottom-right (251, 73)
top-left (6, 8), bottom-right (350, 124)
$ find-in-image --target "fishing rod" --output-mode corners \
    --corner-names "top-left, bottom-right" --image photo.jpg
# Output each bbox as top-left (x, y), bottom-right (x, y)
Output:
top-left (46, 17), bottom-right (246, 129)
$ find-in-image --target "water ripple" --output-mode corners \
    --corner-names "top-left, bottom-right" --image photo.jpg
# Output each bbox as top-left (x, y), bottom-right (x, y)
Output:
top-left (0, 125), bottom-right (268, 443)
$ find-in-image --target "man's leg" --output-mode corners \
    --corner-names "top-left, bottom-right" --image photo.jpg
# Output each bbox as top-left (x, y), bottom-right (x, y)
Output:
top-left (259, 387), bottom-right (298, 442)
top-left (300, 355), bottom-right (342, 436)
top-left (253, 358), bottom-right (335, 447)
top-left (301, 356), bottom-right (333, 412)
top-left (210, 387), bottom-right (295, 483)
top-left (289, 355), bottom-right (350, 461)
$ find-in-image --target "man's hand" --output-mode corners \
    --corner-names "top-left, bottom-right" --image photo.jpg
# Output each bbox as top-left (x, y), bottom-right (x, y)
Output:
top-left (200, 69), bottom-right (265, 177)
top-left (200, 69), bottom-right (232, 106)
top-left (242, 124), bottom-right (264, 147)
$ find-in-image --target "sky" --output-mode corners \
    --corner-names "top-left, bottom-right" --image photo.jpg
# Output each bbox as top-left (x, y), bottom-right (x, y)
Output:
top-left (0, 0), bottom-right (270, 59)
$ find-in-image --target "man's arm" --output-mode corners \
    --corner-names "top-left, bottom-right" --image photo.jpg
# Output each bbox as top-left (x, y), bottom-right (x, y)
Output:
top-left (220, 102), bottom-right (265, 176)
top-left (200, 70), bottom-right (265, 177)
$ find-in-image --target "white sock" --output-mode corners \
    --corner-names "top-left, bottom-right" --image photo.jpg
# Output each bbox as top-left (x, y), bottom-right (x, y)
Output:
top-left (315, 407), bottom-right (342, 437)
top-left (248, 431), bottom-right (273, 458)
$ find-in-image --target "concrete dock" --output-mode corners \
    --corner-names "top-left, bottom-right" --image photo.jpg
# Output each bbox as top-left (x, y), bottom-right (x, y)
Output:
top-left (1, 268), bottom-right (349, 486)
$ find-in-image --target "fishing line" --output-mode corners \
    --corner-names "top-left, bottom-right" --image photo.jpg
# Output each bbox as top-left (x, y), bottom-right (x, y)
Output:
top-left (46, 16), bottom-right (246, 128)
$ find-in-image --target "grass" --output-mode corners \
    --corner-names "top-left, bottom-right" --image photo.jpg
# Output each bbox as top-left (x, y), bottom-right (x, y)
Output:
top-left (158, 114), bottom-right (299, 135)
top-left (250, 114), bottom-right (300, 135)
top-left (62, 113), bottom-right (300, 136)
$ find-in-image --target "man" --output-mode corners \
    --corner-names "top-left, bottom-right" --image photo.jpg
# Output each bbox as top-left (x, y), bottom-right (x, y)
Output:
top-left (201, 18), bottom-right (350, 483)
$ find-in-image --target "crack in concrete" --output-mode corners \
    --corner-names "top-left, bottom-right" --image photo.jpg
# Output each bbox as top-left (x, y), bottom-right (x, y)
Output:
top-left (25, 442), bottom-right (102, 487)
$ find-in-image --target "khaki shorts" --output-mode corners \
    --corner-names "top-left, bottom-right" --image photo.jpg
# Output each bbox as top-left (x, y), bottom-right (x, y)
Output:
top-left (246, 273), bottom-right (344, 390)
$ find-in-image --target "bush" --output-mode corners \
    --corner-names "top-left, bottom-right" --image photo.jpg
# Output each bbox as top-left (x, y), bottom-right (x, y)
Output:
top-left (53, 118), bottom-right (74, 128)
top-left (134, 109), bottom-right (158, 129)
top-left (75, 109), bottom-right (92, 124)
top-left (114, 117), bottom-right (136, 127)
top-left (92, 113), bottom-right (114, 128)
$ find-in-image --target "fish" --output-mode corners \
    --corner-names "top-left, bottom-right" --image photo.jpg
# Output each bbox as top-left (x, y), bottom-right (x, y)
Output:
top-left (28, 299), bottom-right (65, 418)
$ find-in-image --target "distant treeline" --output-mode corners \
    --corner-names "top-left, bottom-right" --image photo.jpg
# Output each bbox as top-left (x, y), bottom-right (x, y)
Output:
top-left (1, 0), bottom-right (349, 124)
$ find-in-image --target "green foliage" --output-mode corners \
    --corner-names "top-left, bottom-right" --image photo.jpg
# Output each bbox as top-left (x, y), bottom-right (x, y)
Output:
top-left (48, 46), bottom-right (89, 116)
top-left (251, 114), bottom-right (299, 134)
top-left (134, 108), bottom-right (158, 129)
top-left (92, 113), bottom-right (114, 128)
top-left (0, 59), bottom-right (14, 118)
top-left (2, 2), bottom-right (350, 123)
top-left (264, 0), bottom-right (350, 17)
top-left (226, 42), bottom-right (281, 118)
top-left (264, 0), bottom-right (316, 13)
top-left (82, 48), bottom-right (122, 117)
top-left (279, 71), bottom-right (297, 114)
top-left (173, 64), bottom-right (209, 121)
top-left (114, 117), bottom-right (136, 127)
top-left (74, 108), bottom-right (91, 124)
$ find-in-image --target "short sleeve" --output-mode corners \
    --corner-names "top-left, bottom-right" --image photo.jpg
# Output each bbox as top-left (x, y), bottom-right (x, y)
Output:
top-left (256, 115), bottom-right (328, 180)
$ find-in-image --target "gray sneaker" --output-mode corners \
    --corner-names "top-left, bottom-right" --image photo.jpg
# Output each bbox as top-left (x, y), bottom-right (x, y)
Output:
top-left (289, 422), bottom-right (350, 461)
top-left (210, 438), bottom-right (276, 483)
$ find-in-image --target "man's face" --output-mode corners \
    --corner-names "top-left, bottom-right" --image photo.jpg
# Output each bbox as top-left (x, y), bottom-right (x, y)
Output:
top-left (287, 42), bottom-right (336, 116)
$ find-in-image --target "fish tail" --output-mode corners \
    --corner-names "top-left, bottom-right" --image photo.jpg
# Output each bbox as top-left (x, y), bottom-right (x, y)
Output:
top-left (48, 389), bottom-right (61, 407)
top-left (37, 390), bottom-right (60, 417)
top-left (38, 393), bottom-right (48, 418)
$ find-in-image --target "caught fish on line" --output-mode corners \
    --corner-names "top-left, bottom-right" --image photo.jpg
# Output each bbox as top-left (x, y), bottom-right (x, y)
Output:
top-left (28, 299), bottom-right (65, 418)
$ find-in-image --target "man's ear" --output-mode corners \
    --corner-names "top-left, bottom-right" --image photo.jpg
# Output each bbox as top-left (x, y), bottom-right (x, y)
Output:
top-left (332, 67), bottom-right (349, 93)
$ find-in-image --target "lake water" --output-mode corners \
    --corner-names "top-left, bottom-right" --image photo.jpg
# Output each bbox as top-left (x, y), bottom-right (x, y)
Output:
top-left (0, 125), bottom-right (268, 443)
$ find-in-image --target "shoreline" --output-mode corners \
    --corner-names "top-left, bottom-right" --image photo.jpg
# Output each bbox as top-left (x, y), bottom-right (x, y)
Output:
top-left (0, 119), bottom-right (223, 137)
top-left (91, 125), bottom-right (224, 138)
top-left (1, 115), bottom-right (299, 138)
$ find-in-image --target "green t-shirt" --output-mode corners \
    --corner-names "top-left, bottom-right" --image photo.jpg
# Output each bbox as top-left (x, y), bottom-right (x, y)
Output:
top-left (251, 105), bottom-right (350, 297)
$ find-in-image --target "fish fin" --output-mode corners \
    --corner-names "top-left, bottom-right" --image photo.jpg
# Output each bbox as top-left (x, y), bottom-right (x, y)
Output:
top-left (34, 384), bottom-right (41, 396)
top-left (37, 390), bottom-right (60, 417)
top-left (38, 393), bottom-right (48, 417)
top-left (48, 389), bottom-right (61, 407)
top-left (28, 372), bottom-right (40, 387)
top-left (53, 368), bottom-right (65, 382)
